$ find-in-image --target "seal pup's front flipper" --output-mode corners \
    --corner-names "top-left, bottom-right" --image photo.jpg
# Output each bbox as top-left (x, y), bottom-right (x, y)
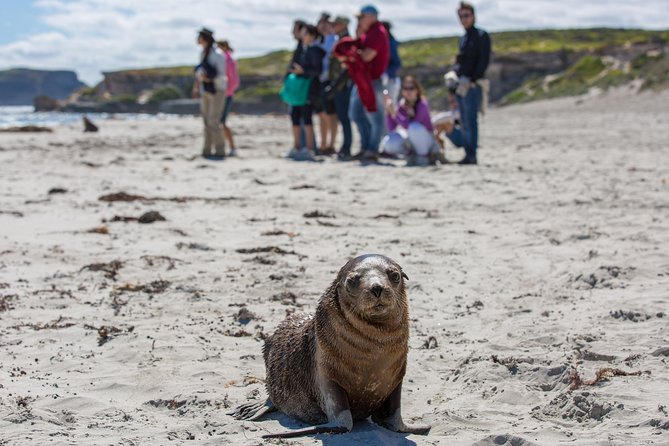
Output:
top-left (228, 398), bottom-right (276, 421)
top-left (261, 421), bottom-right (349, 439)
top-left (372, 382), bottom-right (431, 434)
top-left (262, 380), bottom-right (353, 438)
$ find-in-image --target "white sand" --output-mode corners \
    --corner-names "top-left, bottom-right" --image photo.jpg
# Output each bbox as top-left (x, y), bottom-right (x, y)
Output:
top-left (1, 89), bottom-right (668, 445)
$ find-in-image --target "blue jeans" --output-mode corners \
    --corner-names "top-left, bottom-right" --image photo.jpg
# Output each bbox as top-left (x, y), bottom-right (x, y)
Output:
top-left (334, 82), bottom-right (353, 155)
top-left (220, 95), bottom-right (234, 124)
top-left (446, 126), bottom-right (465, 148)
top-left (349, 80), bottom-right (385, 153)
top-left (456, 85), bottom-right (481, 161)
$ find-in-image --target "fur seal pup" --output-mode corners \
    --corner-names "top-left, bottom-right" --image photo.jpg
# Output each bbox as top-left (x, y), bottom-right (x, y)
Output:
top-left (229, 254), bottom-right (430, 438)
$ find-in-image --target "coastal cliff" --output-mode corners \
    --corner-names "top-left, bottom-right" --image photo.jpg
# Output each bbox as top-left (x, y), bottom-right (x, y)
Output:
top-left (0, 69), bottom-right (86, 105)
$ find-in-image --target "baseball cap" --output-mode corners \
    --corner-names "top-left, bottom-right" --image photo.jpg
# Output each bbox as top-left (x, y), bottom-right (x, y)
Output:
top-left (356, 4), bottom-right (379, 17)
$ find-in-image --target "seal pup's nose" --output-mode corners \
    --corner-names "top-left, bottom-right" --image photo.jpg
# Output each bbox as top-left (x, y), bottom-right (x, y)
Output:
top-left (370, 284), bottom-right (384, 298)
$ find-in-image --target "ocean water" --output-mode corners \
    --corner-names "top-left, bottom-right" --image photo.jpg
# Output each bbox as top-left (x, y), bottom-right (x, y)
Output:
top-left (0, 106), bottom-right (174, 129)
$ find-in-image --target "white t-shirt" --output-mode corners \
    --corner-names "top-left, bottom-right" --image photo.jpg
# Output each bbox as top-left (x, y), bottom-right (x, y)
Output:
top-left (197, 48), bottom-right (228, 94)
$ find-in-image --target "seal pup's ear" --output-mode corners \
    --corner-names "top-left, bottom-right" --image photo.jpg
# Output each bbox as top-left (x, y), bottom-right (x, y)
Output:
top-left (401, 270), bottom-right (409, 281)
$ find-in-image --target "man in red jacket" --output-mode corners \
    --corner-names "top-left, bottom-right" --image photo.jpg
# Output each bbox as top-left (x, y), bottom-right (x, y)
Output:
top-left (348, 4), bottom-right (389, 162)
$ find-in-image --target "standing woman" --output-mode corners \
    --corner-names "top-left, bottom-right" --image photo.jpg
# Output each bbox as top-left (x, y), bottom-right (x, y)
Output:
top-left (192, 28), bottom-right (227, 159)
top-left (287, 25), bottom-right (325, 161)
top-left (217, 40), bottom-right (240, 156)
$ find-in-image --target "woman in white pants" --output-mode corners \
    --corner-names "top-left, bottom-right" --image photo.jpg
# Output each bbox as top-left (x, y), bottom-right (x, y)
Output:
top-left (382, 76), bottom-right (440, 165)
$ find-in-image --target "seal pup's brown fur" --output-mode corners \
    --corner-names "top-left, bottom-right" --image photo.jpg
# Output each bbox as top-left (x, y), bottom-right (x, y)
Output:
top-left (229, 254), bottom-right (430, 438)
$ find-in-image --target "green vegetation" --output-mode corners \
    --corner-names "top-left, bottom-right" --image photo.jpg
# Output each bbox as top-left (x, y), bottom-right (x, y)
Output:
top-left (488, 28), bottom-right (667, 54)
top-left (546, 55), bottom-right (606, 95)
top-left (398, 37), bottom-right (459, 68)
top-left (110, 94), bottom-right (138, 104)
top-left (398, 28), bottom-right (668, 69)
top-left (504, 48), bottom-right (669, 105)
top-left (631, 51), bottom-right (669, 90)
top-left (502, 55), bottom-right (608, 104)
top-left (237, 50), bottom-right (292, 77)
top-left (78, 86), bottom-right (98, 99)
top-left (106, 66), bottom-right (194, 77)
top-left (148, 85), bottom-right (183, 103)
top-left (235, 80), bottom-right (282, 101)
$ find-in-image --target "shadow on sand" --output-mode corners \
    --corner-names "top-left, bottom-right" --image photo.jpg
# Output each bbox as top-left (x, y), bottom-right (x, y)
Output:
top-left (258, 412), bottom-right (418, 446)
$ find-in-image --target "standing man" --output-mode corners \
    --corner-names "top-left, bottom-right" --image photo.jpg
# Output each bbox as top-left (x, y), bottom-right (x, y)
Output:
top-left (317, 13), bottom-right (338, 155)
top-left (331, 16), bottom-right (354, 160)
top-left (349, 4), bottom-right (389, 162)
top-left (382, 21), bottom-right (402, 103)
top-left (454, 1), bottom-right (491, 165)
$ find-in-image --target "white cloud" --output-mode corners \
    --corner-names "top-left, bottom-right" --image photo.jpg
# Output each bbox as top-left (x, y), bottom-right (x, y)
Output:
top-left (1, 0), bottom-right (668, 85)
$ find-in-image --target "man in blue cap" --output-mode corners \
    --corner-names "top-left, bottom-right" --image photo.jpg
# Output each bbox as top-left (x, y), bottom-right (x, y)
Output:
top-left (349, 4), bottom-right (389, 162)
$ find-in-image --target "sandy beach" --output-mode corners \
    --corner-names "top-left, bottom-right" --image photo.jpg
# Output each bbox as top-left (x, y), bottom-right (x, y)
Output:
top-left (1, 89), bottom-right (668, 445)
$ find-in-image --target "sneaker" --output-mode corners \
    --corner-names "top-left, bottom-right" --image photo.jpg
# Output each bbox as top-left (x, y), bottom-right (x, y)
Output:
top-left (286, 148), bottom-right (300, 159)
top-left (204, 154), bottom-right (225, 161)
top-left (457, 157), bottom-right (478, 165)
top-left (360, 151), bottom-right (379, 163)
top-left (337, 152), bottom-right (353, 162)
top-left (293, 147), bottom-right (316, 162)
top-left (428, 150), bottom-right (448, 165)
top-left (379, 151), bottom-right (400, 160)
top-left (229, 149), bottom-right (238, 157)
top-left (320, 146), bottom-right (336, 156)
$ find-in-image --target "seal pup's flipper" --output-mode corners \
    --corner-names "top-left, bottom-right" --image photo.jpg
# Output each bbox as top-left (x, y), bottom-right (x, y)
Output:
top-left (228, 398), bottom-right (276, 421)
top-left (262, 422), bottom-right (349, 439)
top-left (372, 382), bottom-right (431, 434)
top-left (262, 380), bottom-right (353, 438)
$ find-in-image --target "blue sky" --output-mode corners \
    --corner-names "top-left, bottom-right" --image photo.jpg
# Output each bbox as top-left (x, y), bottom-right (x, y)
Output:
top-left (0, 1), bottom-right (41, 45)
top-left (1, 0), bottom-right (668, 85)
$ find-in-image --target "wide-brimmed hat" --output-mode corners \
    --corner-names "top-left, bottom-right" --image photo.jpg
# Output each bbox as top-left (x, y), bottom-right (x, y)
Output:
top-left (334, 15), bottom-right (350, 25)
top-left (198, 27), bottom-right (214, 38)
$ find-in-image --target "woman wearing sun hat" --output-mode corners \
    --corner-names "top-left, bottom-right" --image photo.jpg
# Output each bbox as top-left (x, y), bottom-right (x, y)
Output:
top-left (192, 27), bottom-right (228, 159)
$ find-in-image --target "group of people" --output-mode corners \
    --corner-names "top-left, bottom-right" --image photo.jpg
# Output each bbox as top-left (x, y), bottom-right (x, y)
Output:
top-left (282, 2), bottom-right (490, 165)
top-left (193, 1), bottom-right (491, 166)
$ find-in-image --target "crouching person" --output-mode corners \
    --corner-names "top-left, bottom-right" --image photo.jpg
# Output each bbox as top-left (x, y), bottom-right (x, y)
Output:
top-left (381, 76), bottom-right (441, 166)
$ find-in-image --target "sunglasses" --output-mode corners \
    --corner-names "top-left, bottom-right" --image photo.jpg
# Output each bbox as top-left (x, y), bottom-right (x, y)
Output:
top-left (402, 86), bottom-right (417, 91)
top-left (459, 12), bottom-right (472, 19)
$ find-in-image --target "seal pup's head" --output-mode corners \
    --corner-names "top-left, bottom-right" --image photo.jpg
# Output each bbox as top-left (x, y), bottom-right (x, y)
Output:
top-left (334, 254), bottom-right (409, 324)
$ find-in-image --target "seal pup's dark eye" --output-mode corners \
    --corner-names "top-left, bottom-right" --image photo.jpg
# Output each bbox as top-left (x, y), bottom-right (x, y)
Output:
top-left (388, 271), bottom-right (401, 283)
top-left (345, 274), bottom-right (360, 290)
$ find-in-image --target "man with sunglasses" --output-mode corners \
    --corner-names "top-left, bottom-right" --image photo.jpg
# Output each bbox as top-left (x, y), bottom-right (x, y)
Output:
top-left (454, 1), bottom-right (491, 165)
